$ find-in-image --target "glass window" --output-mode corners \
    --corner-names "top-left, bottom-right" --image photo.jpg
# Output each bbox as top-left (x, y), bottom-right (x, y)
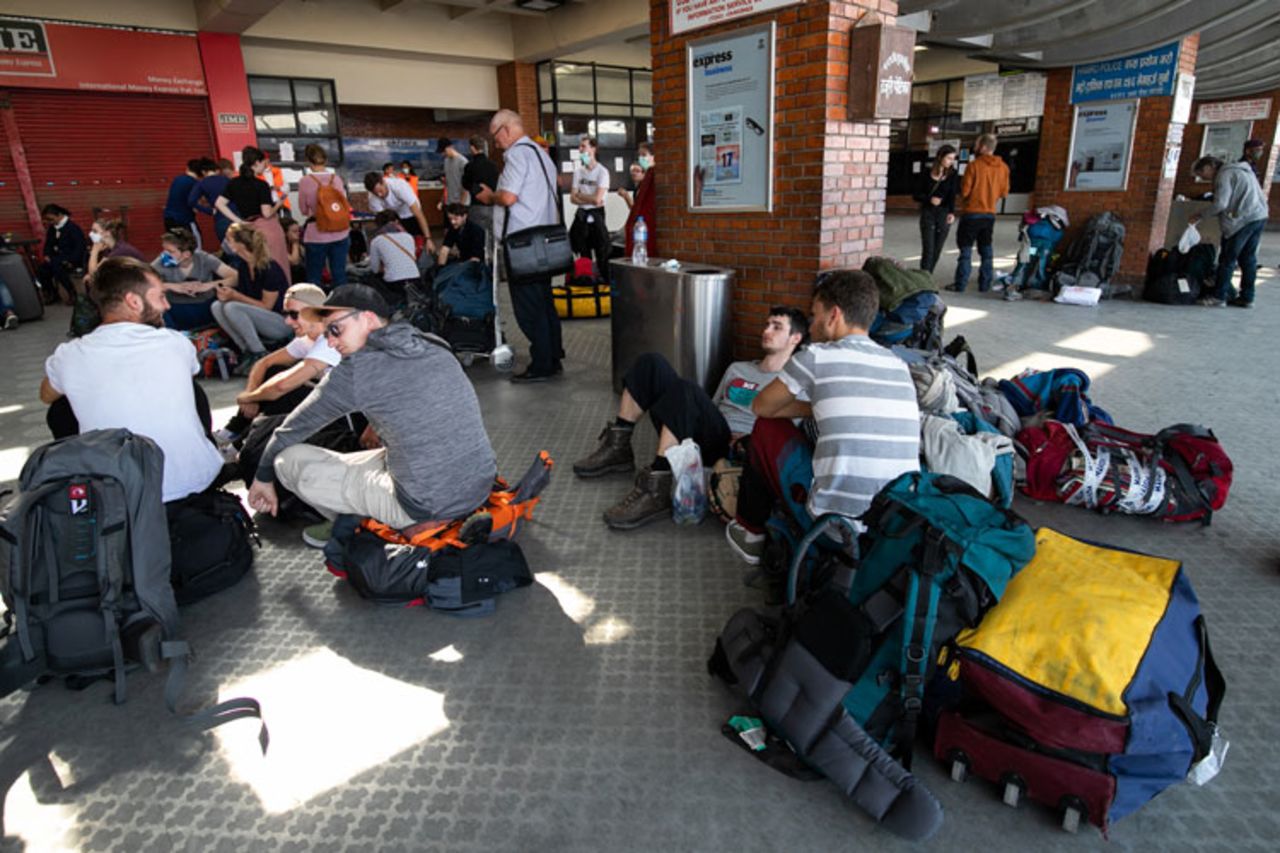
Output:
top-left (538, 64), bottom-right (552, 104)
top-left (292, 79), bottom-right (331, 107)
top-left (248, 75), bottom-right (342, 165)
top-left (596, 67), bottom-right (630, 105)
top-left (249, 77), bottom-right (292, 106)
top-left (554, 64), bottom-right (594, 101)
top-left (911, 82), bottom-right (947, 116)
top-left (633, 71), bottom-right (652, 106)
top-left (591, 119), bottom-right (629, 148)
top-left (255, 111), bottom-right (297, 134)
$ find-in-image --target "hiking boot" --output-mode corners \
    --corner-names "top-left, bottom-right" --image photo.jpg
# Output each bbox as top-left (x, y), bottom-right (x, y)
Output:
top-left (1228, 297), bottom-right (1254, 309)
top-left (458, 511), bottom-right (493, 546)
top-left (573, 423), bottom-right (635, 478)
top-left (602, 466), bottom-right (672, 530)
top-left (725, 520), bottom-right (766, 566)
top-left (3, 312), bottom-right (17, 330)
top-left (302, 520), bottom-right (333, 549)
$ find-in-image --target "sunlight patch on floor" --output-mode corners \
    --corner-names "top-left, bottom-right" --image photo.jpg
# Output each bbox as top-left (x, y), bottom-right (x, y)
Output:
top-left (428, 644), bottom-right (464, 663)
top-left (0, 446), bottom-right (31, 482)
top-left (536, 571), bottom-right (595, 623)
top-left (216, 648), bottom-right (449, 814)
top-left (1054, 326), bottom-right (1154, 358)
top-left (943, 305), bottom-right (989, 328)
top-left (4, 768), bottom-right (78, 852)
top-left (0, 404), bottom-right (24, 416)
top-left (983, 351), bottom-right (1115, 382)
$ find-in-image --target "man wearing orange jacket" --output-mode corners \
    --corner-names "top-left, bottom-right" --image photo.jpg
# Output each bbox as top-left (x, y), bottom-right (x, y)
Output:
top-left (947, 133), bottom-right (1008, 294)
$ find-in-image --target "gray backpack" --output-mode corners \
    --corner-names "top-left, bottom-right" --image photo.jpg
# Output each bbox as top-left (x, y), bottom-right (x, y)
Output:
top-left (0, 430), bottom-right (266, 748)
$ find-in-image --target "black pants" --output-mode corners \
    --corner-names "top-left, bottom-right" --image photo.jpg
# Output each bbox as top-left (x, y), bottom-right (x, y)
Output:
top-left (48, 379), bottom-right (214, 442)
top-left (570, 207), bottom-right (611, 281)
top-left (509, 275), bottom-right (563, 375)
top-left (36, 260), bottom-right (76, 303)
top-left (918, 207), bottom-right (951, 273)
top-left (222, 365), bottom-right (314, 437)
top-left (624, 353), bottom-right (730, 465)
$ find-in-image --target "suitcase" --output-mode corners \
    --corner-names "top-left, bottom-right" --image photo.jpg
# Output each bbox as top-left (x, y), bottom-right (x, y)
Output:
top-left (0, 251), bottom-right (44, 322)
top-left (930, 528), bottom-right (1225, 834)
top-left (553, 276), bottom-right (610, 319)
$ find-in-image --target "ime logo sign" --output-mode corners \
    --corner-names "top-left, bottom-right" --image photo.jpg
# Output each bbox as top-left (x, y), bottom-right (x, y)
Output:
top-left (0, 18), bottom-right (55, 77)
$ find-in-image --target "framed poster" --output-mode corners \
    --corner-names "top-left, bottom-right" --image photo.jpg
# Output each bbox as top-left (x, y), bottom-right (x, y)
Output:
top-left (687, 22), bottom-right (775, 212)
top-left (1066, 101), bottom-right (1139, 191)
top-left (1200, 120), bottom-right (1252, 163)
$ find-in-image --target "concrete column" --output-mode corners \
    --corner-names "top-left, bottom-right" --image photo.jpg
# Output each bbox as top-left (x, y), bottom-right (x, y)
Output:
top-left (1032, 35), bottom-right (1200, 285)
top-left (650, 0), bottom-right (893, 355)
top-left (196, 32), bottom-right (258, 161)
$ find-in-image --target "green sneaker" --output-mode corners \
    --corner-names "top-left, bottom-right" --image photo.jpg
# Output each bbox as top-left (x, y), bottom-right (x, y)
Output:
top-left (302, 520), bottom-right (333, 549)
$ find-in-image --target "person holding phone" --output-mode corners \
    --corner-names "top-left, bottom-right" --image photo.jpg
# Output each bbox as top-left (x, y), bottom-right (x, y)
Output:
top-left (914, 145), bottom-right (959, 274)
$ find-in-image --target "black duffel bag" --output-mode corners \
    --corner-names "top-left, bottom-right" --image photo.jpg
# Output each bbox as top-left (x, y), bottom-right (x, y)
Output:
top-left (166, 488), bottom-right (258, 605)
top-left (502, 141), bottom-right (572, 285)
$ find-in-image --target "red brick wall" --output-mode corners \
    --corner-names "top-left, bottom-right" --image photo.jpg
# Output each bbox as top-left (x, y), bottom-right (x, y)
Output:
top-left (650, 0), bottom-right (894, 356)
top-left (1173, 88), bottom-right (1280, 225)
top-left (1032, 36), bottom-right (1199, 285)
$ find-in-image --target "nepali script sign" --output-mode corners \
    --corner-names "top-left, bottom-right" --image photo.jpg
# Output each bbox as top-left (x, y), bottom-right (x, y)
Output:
top-left (1070, 42), bottom-right (1179, 104)
top-left (671, 0), bottom-right (802, 36)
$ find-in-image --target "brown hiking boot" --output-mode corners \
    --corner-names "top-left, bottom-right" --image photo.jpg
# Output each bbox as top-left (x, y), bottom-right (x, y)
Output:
top-left (573, 423), bottom-right (635, 478)
top-left (602, 466), bottom-right (673, 530)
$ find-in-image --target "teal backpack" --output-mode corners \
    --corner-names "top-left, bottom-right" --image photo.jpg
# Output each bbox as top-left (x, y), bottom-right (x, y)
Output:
top-left (795, 471), bottom-right (1036, 767)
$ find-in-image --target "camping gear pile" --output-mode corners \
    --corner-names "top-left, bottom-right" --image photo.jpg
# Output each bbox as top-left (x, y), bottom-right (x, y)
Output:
top-left (709, 335), bottom-right (1230, 840)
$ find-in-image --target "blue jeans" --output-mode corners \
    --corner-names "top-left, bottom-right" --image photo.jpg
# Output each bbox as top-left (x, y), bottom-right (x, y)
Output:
top-left (164, 299), bottom-right (216, 331)
top-left (305, 237), bottom-right (350, 288)
top-left (0, 281), bottom-right (15, 315)
top-left (1214, 219), bottom-right (1266, 303)
top-left (953, 214), bottom-right (996, 291)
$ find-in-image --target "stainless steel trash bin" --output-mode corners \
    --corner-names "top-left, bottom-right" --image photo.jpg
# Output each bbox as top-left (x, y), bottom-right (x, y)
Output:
top-left (610, 260), bottom-right (735, 395)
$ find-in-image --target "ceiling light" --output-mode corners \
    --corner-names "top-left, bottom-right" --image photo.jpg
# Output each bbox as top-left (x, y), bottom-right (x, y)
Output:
top-left (515, 0), bottom-right (567, 10)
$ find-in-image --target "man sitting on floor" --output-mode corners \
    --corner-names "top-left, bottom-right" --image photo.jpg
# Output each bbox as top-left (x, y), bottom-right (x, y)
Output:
top-left (573, 306), bottom-right (808, 530)
top-left (216, 283), bottom-right (342, 445)
top-left (247, 284), bottom-right (496, 548)
top-left (39, 256), bottom-right (224, 504)
top-left (725, 270), bottom-right (920, 565)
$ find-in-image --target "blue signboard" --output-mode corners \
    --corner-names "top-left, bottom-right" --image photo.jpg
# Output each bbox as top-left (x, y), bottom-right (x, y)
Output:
top-left (1070, 42), bottom-right (1180, 104)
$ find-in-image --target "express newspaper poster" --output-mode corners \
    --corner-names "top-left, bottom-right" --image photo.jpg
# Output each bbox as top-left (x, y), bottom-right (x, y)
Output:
top-left (687, 22), bottom-right (775, 212)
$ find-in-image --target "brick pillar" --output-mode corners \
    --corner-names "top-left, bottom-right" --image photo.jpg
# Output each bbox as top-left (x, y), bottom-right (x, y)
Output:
top-left (497, 62), bottom-right (540, 132)
top-left (1174, 85), bottom-right (1280, 227)
top-left (651, 1), bottom-right (893, 356)
top-left (1032, 35), bottom-right (1199, 286)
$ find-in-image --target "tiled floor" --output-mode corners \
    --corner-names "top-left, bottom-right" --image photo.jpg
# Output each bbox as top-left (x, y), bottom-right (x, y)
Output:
top-left (0, 217), bottom-right (1276, 852)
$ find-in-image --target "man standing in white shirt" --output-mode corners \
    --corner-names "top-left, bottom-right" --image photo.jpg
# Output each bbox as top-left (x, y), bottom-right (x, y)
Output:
top-left (363, 172), bottom-right (432, 238)
top-left (40, 257), bottom-right (224, 504)
top-left (569, 136), bottom-right (611, 281)
top-left (474, 109), bottom-right (564, 383)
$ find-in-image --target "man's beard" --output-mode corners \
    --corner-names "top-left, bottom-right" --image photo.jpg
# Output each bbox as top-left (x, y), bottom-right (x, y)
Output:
top-left (140, 304), bottom-right (165, 328)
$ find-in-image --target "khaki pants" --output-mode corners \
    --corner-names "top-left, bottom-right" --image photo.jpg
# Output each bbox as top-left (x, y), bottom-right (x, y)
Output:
top-left (273, 445), bottom-right (417, 529)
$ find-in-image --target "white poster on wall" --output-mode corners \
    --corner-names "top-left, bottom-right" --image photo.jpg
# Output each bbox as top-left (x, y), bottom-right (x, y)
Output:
top-left (1067, 100), bottom-right (1139, 191)
top-left (1201, 121), bottom-right (1252, 163)
top-left (1172, 73), bottom-right (1196, 125)
top-left (687, 22), bottom-right (775, 211)
top-left (671, 0), bottom-right (801, 36)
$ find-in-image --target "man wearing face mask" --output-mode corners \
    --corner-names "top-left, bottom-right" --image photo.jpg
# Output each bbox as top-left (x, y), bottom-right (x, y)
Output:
top-left (39, 257), bottom-right (224, 502)
top-left (623, 141), bottom-right (656, 259)
top-left (569, 136), bottom-right (611, 280)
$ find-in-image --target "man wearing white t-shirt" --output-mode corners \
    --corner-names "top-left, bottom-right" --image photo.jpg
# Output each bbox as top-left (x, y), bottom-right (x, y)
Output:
top-left (569, 136), bottom-right (611, 280)
top-left (39, 257), bottom-right (224, 504)
top-left (363, 172), bottom-right (432, 239)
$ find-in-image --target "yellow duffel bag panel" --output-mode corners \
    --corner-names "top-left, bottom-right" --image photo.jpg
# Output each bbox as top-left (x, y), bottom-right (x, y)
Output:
top-left (955, 528), bottom-right (1180, 717)
top-left (553, 284), bottom-right (610, 319)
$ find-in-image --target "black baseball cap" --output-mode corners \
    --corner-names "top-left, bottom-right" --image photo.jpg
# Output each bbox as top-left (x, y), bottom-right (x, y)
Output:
top-left (302, 284), bottom-right (390, 321)
top-left (437, 136), bottom-right (454, 152)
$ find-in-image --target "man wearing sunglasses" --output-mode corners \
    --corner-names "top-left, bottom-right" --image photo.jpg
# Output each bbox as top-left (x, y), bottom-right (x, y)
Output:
top-left (246, 284), bottom-right (496, 547)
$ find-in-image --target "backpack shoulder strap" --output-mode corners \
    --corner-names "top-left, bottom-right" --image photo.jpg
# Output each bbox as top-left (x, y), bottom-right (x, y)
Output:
top-left (0, 481), bottom-right (68, 662)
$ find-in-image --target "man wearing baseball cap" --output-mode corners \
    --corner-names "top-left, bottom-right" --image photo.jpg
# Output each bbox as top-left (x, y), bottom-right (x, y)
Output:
top-left (247, 284), bottom-right (496, 547)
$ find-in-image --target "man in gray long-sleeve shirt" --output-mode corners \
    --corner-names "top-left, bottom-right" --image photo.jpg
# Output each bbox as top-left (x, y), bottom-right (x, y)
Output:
top-left (247, 284), bottom-right (496, 546)
top-left (1188, 156), bottom-right (1270, 308)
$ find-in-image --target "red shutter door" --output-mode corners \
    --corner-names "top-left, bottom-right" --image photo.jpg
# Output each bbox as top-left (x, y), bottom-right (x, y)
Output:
top-left (0, 89), bottom-right (216, 248)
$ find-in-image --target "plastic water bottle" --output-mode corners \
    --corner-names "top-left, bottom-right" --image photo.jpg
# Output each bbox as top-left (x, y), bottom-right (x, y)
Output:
top-left (631, 216), bottom-right (648, 265)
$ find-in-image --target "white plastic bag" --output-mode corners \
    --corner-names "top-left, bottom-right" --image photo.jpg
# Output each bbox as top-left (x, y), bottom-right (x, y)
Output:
top-left (1054, 285), bottom-right (1103, 307)
top-left (1177, 223), bottom-right (1201, 254)
top-left (664, 438), bottom-right (707, 525)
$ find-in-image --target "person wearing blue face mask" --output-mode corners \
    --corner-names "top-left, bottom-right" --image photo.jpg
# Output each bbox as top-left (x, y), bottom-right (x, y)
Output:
top-left (624, 141), bottom-right (656, 260)
top-left (569, 136), bottom-right (611, 280)
top-left (151, 228), bottom-right (237, 330)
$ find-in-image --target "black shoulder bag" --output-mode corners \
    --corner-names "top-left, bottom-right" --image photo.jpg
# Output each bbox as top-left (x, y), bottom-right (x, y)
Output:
top-left (501, 142), bottom-right (573, 285)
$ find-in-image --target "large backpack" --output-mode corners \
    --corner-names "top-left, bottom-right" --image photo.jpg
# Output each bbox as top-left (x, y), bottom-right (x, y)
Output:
top-left (870, 291), bottom-right (945, 351)
top-left (309, 173), bottom-right (351, 233)
top-left (1051, 212), bottom-right (1125, 295)
top-left (165, 488), bottom-right (258, 606)
top-left (0, 431), bottom-right (265, 744)
top-left (931, 528), bottom-right (1226, 833)
top-left (861, 256), bottom-right (937, 312)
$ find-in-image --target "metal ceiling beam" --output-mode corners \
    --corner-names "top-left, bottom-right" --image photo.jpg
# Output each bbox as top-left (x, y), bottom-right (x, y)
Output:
top-left (930, 0), bottom-right (1094, 40)
top-left (1196, 76), bottom-right (1280, 99)
top-left (1197, 37), bottom-right (1280, 75)
top-left (992, 0), bottom-right (1197, 55)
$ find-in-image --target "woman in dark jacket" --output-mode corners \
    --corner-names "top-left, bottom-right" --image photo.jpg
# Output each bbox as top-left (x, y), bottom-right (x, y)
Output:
top-left (38, 204), bottom-right (88, 305)
top-left (914, 145), bottom-right (959, 274)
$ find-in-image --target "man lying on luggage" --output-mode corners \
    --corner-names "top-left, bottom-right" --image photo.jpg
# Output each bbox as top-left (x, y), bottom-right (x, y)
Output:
top-left (724, 270), bottom-right (920, 565)
top-left (215, 283), bottom-right (342, 448)
top-left (573, 306), bottom-right (808, 530)
top-left (247, 284), bottom-right (497, 548)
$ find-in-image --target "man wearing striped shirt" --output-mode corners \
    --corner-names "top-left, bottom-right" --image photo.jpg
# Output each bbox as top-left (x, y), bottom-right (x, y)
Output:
top-left (726, 269), bottom-right (920, 565)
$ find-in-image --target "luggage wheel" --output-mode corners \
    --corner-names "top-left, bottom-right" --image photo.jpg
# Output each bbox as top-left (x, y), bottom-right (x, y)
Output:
top-left (1000, 773), bottom-right (1025, 808)
top-left (1059, 797), bottom-right (1087, 834)
top-left (458, 352), bottom-right (475, 367)
top-left (946, 749), bottom-right (969, 783)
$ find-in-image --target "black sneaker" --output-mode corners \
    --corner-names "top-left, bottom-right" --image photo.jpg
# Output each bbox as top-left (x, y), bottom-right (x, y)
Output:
top-left (944, 284), bottom-right (965, 293)
top-left (1228, 297), bottom-right (1254, 309)
top-left (510, 369), bottom-right (553, 384)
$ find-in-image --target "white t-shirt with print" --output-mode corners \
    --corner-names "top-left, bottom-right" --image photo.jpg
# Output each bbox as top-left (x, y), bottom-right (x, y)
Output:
top-left (285, 334), bottom-right (342, 370)
top-left (368, 176), bottom-right (419, 219)
top-left (45, 323), bottom-right (224, 503)
top-left (572, 162), bottom-right (610, 209)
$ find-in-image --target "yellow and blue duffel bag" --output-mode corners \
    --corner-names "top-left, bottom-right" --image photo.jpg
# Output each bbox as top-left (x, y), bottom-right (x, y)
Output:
top-left (553, 276), bottom-right (610, 319)
top-left (931, 528), bottom-right (1226, 834)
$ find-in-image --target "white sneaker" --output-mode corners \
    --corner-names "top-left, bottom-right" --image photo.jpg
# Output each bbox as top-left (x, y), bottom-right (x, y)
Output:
top-left (725, 520), bottom-right (766, 566)
top-left (212, 427), bottom-right (240, 446)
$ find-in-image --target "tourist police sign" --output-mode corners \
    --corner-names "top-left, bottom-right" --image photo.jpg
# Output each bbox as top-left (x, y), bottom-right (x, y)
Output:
top-left (1070, 42), bottom-right (1179, 104)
